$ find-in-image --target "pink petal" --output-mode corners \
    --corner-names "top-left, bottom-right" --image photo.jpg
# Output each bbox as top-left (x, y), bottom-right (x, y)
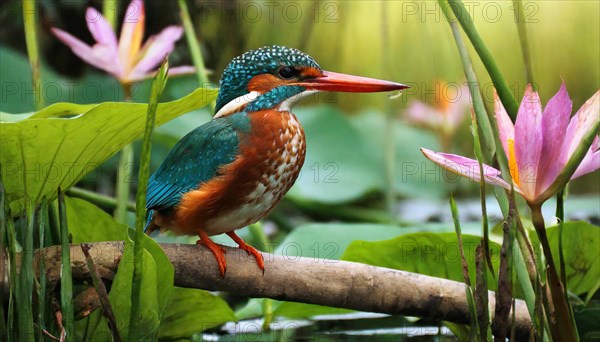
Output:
top-left (494, 90), bottom-right (514, 158)
top-left (85, 7), bottom-right (117, 48)
top-left (126, 65), bottom-right (196, 83)
top-left (561, 90), bottom-right (600, 163)
top-left (118, 0), bottom-right (145, 68)
top-left (51, 27), bottom-right (122, 77)
top-left (571, 136), bottom-right (600, 179)
top-left (536, 81), bottom-right (572, 194)
top-left (420, 148), bottom-right (513, 191)
top-left (514, 85), bottom-right (543, 199)
top-left (129, 26), bottom-right (184, 79)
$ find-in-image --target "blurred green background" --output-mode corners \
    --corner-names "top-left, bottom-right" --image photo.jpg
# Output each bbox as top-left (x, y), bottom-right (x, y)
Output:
top-left (1, 0), bottom-right (598, 200)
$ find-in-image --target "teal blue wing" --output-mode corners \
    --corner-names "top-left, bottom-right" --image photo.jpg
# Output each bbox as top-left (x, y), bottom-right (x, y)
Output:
top-left (145, 112), bottom-right (250, 211)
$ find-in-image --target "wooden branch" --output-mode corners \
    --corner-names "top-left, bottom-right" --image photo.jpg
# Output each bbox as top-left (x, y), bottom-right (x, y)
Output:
top-left (7, 242), bottom-right (532, 338)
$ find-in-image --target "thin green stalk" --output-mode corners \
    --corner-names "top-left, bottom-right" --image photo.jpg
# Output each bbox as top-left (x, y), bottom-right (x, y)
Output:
top-left (23, 0), bottom-right (44, 110)
top-left (178, 0), bottom-right (211, 89)
top-left (381, 2), bottom-right (396, 215)
top-left (68, 187), bottom-right (136, 212)
top-left (81, 244), bottom-right (122, 342)
top-left (449, 195), bottom-right (479, 341)
top-left (5, 207), bottom-right (17, 341)
top-left (129, 59), bottom-right (169, 338)
top-left (58, 191), bottom-right (74, 340)
top-left (103, 0), bottom-right (118, 29)
top-left (512, 0), bottom-right (536, 89)
top-left (446, 0), bottom-right (519, 120)
top-left (115, 145), bottom-right (134, 223)
top-left (0, 176), bottom-right (11, 339)
top-left (441, 0), bottom-right (494, 273)
top-left (531, 204), bottom-right (578, 341)
top-left (115, 84), bottom-right (135, 223)
top-left (37, 198), bottom-right (48, 341)
top-left (556, 190), bottom-right (567, 292)
top-left (17, 204), bottom-right (35, 342)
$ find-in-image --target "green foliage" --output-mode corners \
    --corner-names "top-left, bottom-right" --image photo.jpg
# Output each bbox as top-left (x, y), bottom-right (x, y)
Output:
top-left (532, 221), bottom-right (600, 296)
top-left (288, 106), bottom-right (445, 204)
top-left (158, 287), bottom-right (236, 340)
top-left (65, 196), bottom-right (128, 242)
top-left (82, 230), bottom-right (173, 340)
top-left (0, 87), bottom-right (217, 215)
top-left (343, 232), bottom-right (501, 291)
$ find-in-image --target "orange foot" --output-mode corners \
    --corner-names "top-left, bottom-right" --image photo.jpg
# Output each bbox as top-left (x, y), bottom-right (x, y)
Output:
top-left (196, 230), bottom-right (227, 277)
top-left (227, 231), bottom-right (265, 273)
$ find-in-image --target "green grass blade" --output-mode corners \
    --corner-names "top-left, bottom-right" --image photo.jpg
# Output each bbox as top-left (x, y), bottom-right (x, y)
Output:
top-left (446, 0), bottom-right (519, 120)
top-left (58, 191), bottom-right (74, 339)
top-left (178, 0), bottom-right (211, 89)
top-left (512, 0), bottom-right (536, 89)
top-left (103, 0), bottom-right (118, 29)
top-left (22, 0), bottom-right (44, 110)
top-left (129, 58), bottom-right (169, 339)
top-left (18, 203), bottom-right (35, 341)
top-left (37, 197), bottom-right (48, 341)
top-left (0, 175), bottom-right (9, 338)
top-left (449, 195), bottom-right (479, 340)
top-left (115, 144), bottom-right (134, 224)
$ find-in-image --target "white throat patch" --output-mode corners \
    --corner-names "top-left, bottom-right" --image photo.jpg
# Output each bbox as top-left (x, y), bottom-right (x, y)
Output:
top-left (214, 91), bottom-right (260, 118)
top-left (277, 90), bottom-right (318, 112)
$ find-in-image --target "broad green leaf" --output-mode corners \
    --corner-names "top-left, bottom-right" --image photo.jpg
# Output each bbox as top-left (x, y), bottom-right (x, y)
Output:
top-left (90, 231), bottom-right (174, 340)
top-left (158, 287), bottom-right (236, 340)
top-left (288, 106), bottom-right (381, 203)
top-left (574, 302), bottom-right (600, 340)
top-left (274, 223), bottom-right (407, 260)
top-left (349, 110), bottom-right (449, 198)
top-left (342, 232), bottom-right (501, 291)
top-left (65, 196), bottom-right (127, 242)
top-left (287, 106), bottom-right (447, 204)
top-left (535, 221), bottom-right (600, 296)
top-left (1, 87), bottom-right (218, 214)
top-left (274, 222), bottom-right (479, 260)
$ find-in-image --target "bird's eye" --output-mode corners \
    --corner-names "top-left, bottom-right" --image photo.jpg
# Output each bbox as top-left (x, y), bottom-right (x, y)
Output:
top-left (278, 66), bottom-right (297, 79)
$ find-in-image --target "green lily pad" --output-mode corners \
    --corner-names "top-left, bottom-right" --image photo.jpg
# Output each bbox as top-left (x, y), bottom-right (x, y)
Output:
top-left (1, 87), bottom-right (217, 214)
top-left (158, 287), bottom-right (236, 340)
top-left (288, 106), bottom-right (381, 203)
top-left (65, 196), bottom-right (128, 242)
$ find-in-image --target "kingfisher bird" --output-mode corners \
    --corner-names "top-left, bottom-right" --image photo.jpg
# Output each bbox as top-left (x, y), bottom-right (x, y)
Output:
top-left (145, 46), bottom-right (408, 276)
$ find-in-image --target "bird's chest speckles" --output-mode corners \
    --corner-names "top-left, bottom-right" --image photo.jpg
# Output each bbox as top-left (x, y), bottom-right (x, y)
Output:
top-left (206, 111), bottom-right (306, 233)
top-left (248, 112), bottom-right (305, 207)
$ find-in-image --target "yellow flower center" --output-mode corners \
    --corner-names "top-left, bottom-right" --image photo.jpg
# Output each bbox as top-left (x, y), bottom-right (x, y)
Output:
top-left (508, 138), bottom-right (520, 186)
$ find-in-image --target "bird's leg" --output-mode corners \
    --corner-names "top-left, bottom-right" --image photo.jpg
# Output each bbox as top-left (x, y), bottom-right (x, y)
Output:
top-left (226, 231), bottom-right (265, 273)
top-left (196, 230), bottom-right (227, 277)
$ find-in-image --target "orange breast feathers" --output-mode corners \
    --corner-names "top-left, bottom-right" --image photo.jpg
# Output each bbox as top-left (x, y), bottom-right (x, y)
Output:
top-left (170, 110), bottom-right (306, 236)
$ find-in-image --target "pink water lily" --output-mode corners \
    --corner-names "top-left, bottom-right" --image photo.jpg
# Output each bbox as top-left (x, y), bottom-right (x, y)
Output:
top-left (51, 0), bottom-right (194, 84)
top-left (421, 83), bottom-right (600, 204)
top-left (405, 82), bottom-right (471, 135)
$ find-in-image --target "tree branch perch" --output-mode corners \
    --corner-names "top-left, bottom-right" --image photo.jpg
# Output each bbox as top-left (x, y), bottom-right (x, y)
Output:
top-left (6, 241), bottom-right (532, 338)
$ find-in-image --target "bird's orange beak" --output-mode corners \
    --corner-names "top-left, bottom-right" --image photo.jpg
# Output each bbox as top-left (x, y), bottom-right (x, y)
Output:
top-left (297, 70), bottom-right (409, 93)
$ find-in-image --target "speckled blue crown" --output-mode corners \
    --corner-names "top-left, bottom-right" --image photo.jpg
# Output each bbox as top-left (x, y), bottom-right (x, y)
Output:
top-left (215, 46), bottom-right (321, 114)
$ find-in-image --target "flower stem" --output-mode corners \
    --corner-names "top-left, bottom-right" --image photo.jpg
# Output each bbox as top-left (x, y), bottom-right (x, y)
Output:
top-left (22, 0), bottom-right (44, 110)
top-left (115, 83), bottom-right (134, 223)
top-left (446, 0), bottom-right (519, 120)
top-left (102, 0), bottom-right (118, 30)
top-left (178, 0), bottom-right (211, 95)
top-left (512, 0), bottom-right (536, 89)
top-left (530, 204), bottom-right (578, 341)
